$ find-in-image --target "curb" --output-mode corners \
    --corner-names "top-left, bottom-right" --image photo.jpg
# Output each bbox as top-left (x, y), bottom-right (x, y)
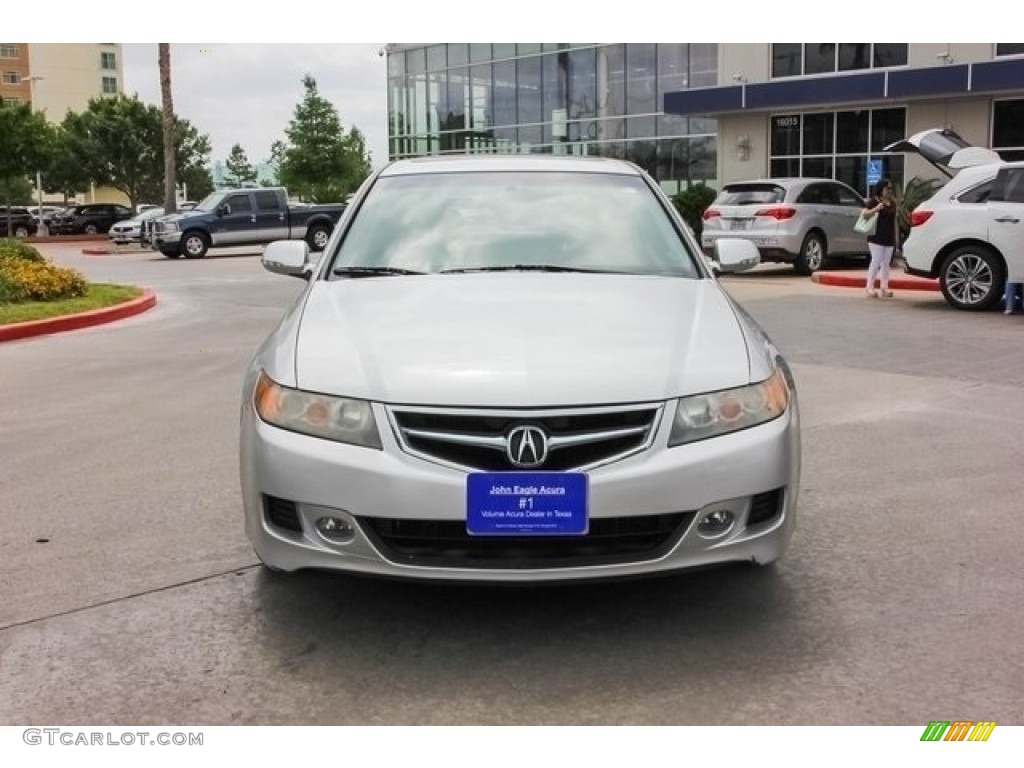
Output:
top-left (24, 234), bottom-right (111, 244)
top-left (813, 270), bottom-right (940, 292)
top-left (0, 289), bottom-right (157, 343)
top-left (81, 246), bottom-right (112, 255)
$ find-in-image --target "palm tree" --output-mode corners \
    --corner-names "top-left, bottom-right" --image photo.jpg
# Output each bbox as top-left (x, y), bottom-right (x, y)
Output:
top-left (894, 176), bottom-right (943, 243)
top-left (159, 44), bottom-right (177, 214)
top-left (890, 175), bottom-right (943, 267)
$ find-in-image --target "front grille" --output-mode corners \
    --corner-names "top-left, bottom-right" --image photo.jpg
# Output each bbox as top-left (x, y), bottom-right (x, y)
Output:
top-left (264, 495), bottom-right (302, 533)
top-left (747, 488), bottom-right (783, 527)
top-left (390, 405), bottom-right (661, 471)
top-left (359, 512), bottom-right (695, 569)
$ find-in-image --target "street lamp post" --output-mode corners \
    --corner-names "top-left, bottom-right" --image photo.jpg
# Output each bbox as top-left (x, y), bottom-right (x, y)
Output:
top-left (21, 75), bottom-right (47, 236)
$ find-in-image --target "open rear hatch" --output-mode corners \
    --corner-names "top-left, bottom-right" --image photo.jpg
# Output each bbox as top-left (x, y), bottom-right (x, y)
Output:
top-left (885, 128), bottom-right (1002, 177)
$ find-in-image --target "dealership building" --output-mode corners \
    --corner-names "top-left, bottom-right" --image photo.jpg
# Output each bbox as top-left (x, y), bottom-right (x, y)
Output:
top-left (385, 43), bottom-right (1024, 196)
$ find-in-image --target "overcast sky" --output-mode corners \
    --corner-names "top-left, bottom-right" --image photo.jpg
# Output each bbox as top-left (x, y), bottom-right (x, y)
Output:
top-left (122, 44), bottom-right (389, 170)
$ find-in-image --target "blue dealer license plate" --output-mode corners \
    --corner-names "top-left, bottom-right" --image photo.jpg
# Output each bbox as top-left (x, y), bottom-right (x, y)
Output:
top-left (466, 472), bottom-right (588, 536)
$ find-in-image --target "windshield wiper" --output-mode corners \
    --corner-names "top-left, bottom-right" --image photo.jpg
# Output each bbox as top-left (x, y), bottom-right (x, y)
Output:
top-left (332, 266), bottom-right (426, 277)
top-left (441, 264), bottom-right (618, 274)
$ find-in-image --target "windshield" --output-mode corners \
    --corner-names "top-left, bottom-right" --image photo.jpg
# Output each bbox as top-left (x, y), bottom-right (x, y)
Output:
top-left (193, 192), bottom-right (227, 212)
top-left (716, 184), bottom-right (786, 205)
top-left (328, 171), bottom-right (699, 277)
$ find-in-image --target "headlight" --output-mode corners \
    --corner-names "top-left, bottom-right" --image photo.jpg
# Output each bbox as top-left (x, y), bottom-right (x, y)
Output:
top-left (161, 221), bottom-right (178, 232)
top-left (253, 371), bottom-right (382, 449)
top-left (669, 368), bottom-right (789, 447)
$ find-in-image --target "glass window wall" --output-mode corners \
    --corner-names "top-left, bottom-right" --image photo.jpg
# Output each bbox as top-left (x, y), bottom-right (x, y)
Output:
top-left (386, 43), bottom-right (719, 186)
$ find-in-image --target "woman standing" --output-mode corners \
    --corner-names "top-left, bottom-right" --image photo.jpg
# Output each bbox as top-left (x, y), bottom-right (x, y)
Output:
top-left (861, 179), bottom-right (898, 298)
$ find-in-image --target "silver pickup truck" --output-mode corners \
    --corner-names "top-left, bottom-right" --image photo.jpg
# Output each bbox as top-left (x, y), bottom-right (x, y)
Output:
top-left (149, 187), bottom-right (346, 259)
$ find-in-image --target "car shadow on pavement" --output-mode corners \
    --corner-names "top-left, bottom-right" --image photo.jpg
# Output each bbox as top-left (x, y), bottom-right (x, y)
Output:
top-left (239, 561), bottom-right (824, 717)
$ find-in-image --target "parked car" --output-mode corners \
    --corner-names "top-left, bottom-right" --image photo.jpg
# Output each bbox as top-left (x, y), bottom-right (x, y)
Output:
top-left (109, 207), bottom-right (167, 245)
top-left (885, 128), bottom-right (1023, 311)
top-left (0, 206), bottom-right (39, 237)
top-left (24, 205), bottom-right (65, 229)
top-left (701, 178), bottom-right (870, 275)
top-left (50, 203), bottom-right (134, 235)
top-left (149, 187), bottom-right (345, 259)
top-left (240, 155), bottom-right (801, 581)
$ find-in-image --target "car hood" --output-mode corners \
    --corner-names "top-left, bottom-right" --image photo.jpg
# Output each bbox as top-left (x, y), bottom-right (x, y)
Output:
top-left (159, 210), bottom-right (205, 224)
top-left (292, 274), bottom-right (752, 406)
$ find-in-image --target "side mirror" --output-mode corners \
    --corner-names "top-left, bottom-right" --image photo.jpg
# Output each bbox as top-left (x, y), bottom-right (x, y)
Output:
top-left (217, 204), bottom-right (230, 217)
top-left (713, 238), bottom-right (760, 274)
top-left (263, 240), bottom-right (312, 279)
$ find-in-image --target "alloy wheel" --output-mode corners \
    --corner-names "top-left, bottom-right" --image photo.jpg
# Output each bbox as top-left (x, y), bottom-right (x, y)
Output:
top-left (945, 253), bottom-right (993, 307)
top-left (804, 239), bottom-right (823, 271)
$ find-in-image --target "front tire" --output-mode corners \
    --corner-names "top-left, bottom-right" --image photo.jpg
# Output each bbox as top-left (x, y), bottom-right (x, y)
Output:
top-left (939, 245), bottom-right (1005, 311)
top-left (793, 232), bottom-right (826, 276)
top-left (84, 223), bottom-right (99, 235)
top-left (14, 225), bottom-right (29, 238)
top-left (306, 224), bottom-right (331, 252)
top-left (181, 231), bottom-right (210, 259)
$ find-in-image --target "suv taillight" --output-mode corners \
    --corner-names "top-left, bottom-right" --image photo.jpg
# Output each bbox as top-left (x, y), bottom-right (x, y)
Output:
top-left (911, 210), bottom-right (933, 227)
top-left (754, 206), bottom-right (797, 220)
top-left (702, 208), bottom-right (721, 220)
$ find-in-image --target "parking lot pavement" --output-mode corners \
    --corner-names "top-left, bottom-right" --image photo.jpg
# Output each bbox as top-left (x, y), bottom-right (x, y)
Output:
top-left (1, 246), bottom-right (1022, 725)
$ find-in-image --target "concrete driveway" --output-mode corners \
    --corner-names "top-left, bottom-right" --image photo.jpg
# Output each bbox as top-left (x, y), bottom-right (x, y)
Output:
top-left (1, 246), bottom-right (1021, 725)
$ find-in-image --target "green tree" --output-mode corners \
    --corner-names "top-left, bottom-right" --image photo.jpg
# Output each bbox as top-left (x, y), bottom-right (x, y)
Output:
top-left (0, 176), bottom-right (33, 203)
top-left (61, 97), bottom-right (161, 209)
top-left (179, 162), bottom-right (214, 201)
top-left (276, 75), bottom-right (372, 202)
top-left (0, 102), bottom-right (53, 231)
top-left (266, 140), bottom-right (287, 185)
top-left (43, 125), bottom-right (92, 204)
top-left (671, 183), bottom-right (718, 237)
top-left (224, 144), bottom-right (258, 187)
top-left (61, 94), bottom-right (212, 208)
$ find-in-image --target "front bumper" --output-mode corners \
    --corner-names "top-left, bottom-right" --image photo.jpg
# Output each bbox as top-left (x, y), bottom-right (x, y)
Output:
top-left (240, 395), bottom-right (801, 583)
top-left (150, 229), bottom-right (181, 249)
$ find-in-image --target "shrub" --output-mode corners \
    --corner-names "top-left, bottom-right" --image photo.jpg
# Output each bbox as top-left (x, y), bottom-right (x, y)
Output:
top-left (0, 271), bottom-right (29, 303)
top-left (671, 183), bottom-right (718, 237)
top-left (0, 238), bottom-right (46, 264)
top-left (0, 259), bottom-right (87, 302)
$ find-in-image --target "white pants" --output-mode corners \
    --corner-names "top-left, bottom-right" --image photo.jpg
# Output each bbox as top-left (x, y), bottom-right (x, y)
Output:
top-left (866, 242), bottom-right (894, 290)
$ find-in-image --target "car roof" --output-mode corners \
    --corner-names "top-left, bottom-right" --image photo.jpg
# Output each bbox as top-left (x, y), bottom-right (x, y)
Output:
top-left (379, 154), bottom-right (644, 177)
top-left (724, 178), bottom-right (847, 187)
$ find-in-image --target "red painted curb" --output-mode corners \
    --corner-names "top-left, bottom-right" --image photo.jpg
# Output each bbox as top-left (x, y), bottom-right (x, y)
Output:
top-left (81, 246), bottom-right (112, 255)
top-left (0, 289), bottom-right (157, 342)
top-left (812, 270), bottom-right (940, 292)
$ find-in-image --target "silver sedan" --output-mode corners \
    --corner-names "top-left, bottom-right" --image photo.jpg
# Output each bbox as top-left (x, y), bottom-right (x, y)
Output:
top-left (240, 155), bottom-right (801, 582)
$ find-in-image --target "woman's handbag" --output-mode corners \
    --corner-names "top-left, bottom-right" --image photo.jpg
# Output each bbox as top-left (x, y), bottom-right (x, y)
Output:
top-left (854, 212), bottom-right (877, 236)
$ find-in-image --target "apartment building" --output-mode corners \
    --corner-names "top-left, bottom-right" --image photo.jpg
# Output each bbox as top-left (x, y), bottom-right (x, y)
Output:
top-left (1, 43), bottom-right (125, 204)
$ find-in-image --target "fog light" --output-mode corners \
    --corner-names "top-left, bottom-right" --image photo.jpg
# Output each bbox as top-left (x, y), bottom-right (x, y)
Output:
top-left (698, 509), bottom-right (735, 536)
top-left (315, 516), bottom-right (355, 543)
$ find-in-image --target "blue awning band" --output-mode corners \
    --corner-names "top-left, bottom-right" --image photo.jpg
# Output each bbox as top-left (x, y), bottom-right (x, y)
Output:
top-left (665, 59), bottom-right (1024, 116)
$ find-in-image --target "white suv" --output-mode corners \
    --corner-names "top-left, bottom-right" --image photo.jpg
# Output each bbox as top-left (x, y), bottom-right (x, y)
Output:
top-left (887, 129), bottom-right (1024, 311)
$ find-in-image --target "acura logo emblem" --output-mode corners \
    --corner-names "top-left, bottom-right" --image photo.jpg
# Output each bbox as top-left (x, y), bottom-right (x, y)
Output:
top-left (506, 425), bottom-right (548, 468)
